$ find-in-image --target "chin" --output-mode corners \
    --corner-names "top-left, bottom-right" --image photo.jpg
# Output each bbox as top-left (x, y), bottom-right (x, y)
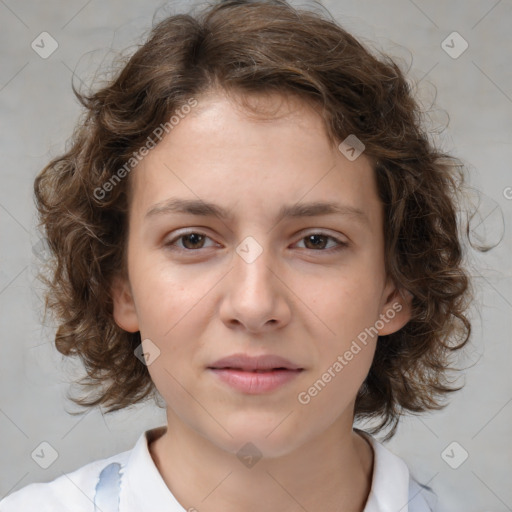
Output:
top-left (207, 414), bottom-right (308, 460)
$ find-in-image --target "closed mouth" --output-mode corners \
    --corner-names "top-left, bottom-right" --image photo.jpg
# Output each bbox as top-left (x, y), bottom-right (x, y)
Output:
top-left (211, 367), bottom-right (302, 372)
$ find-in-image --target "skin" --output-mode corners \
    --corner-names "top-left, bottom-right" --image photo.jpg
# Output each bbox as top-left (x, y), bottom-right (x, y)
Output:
top-left (111, 89), bottom-right (412, 512)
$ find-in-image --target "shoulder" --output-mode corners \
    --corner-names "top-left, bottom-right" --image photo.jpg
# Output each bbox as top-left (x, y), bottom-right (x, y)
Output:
top-left (357, 430), bottom-right (438, 512)
top-left (0, 449), bottom-right (131, 512)
top-left (408, 477), bottom-right (439, 512)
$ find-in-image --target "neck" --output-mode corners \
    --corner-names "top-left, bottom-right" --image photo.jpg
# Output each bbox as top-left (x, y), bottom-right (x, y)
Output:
top-left (149, 414), bottom-right (374, 512)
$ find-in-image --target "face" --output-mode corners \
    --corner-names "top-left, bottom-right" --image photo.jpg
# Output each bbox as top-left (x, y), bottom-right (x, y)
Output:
top-left (112, 90), bottom-right (411, 458)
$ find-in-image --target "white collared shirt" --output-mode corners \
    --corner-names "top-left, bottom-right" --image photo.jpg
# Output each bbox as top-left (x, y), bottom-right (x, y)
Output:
top-left (0, 426), bottom-right (436, 511)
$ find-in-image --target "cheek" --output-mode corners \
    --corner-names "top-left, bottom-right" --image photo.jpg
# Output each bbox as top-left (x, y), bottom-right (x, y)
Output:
top-left (139, 315), bottom-right (204, 420)
top-left (130, 253), bottom-right (213, 337)
top-left (301, 270), bottom-right (383, 401)
top-left (295, 332), bottom-right (376, 438)
top-left (305, 271), bottom-right (384, 347)
top-left (313, 311), bottom-right (377, 395)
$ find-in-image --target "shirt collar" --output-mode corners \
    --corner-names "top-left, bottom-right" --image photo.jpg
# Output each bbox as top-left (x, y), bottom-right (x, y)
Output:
top-left (122, 426), bottom-right (411, 512)
top-left (359, 431), bottom-right (411, 512)
top-left (122, 425), bottom-right (185, 512)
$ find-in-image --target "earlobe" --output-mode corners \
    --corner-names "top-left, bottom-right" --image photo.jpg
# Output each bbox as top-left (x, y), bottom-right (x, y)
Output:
top-left (377, 285), bottom-right (413, 336)
top-left (111, 275), bottom-right (140, 333)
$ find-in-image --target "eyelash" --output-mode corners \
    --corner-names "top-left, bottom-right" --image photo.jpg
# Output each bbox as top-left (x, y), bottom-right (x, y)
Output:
top-left (164, 230), bottom-right (348, 254)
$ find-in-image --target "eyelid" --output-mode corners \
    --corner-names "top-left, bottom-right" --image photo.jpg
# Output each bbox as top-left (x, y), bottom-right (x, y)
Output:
top-left (164, 228), bottom-right (349, 252)
top-left (293, 231), bottom-right (349, 252)
top-left (164, 229), bottom-right (218, 250)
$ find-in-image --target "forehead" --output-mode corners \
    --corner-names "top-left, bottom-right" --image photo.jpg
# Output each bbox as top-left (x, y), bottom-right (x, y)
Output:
top-left (128, 90), bottom-right (381, 230)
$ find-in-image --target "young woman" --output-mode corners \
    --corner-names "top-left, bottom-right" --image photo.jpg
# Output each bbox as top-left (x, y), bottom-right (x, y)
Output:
top-left (0, 1), bottom-right (473, 510)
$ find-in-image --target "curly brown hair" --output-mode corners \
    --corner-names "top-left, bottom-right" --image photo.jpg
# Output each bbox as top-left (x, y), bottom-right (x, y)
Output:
top-left (34, 0), bottom-right (473, 439)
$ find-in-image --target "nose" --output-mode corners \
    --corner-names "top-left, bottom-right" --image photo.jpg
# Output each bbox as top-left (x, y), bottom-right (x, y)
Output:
top-left (218, 238), bottom-right (292, 333)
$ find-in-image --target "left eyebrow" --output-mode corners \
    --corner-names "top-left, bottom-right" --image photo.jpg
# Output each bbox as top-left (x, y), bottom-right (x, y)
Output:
top-left (144, 198), bottom-right (370, 226)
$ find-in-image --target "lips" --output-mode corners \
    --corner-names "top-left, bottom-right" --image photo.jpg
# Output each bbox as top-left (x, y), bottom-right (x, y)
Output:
top-left (207, 354), bottom-right (304, 393)
top-left (207, 355), bottom-right (303, 395)
top-left (208, 353), bottom-right (303, 372)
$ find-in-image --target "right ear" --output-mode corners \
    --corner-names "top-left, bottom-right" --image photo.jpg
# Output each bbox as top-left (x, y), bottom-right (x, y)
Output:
top-left (111, 275), bottom-right (140, 333)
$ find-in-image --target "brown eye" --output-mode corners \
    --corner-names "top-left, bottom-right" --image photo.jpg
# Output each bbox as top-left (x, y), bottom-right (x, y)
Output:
top-left (295, 233), bottom-right (348, 252)
top-left (303, 234), bottom-right (330, 250)
top-left (165, 231), bottom-right (216, 252)
top-left (180, 233), bottom-right (207, 250)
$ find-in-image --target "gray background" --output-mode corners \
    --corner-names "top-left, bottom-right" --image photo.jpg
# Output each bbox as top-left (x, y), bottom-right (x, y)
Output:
top-left (1, 1), bottom-right (511, 510)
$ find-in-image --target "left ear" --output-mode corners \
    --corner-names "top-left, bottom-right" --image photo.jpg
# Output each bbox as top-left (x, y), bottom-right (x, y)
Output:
top-left (377, 277), bottom-right (413, 336)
